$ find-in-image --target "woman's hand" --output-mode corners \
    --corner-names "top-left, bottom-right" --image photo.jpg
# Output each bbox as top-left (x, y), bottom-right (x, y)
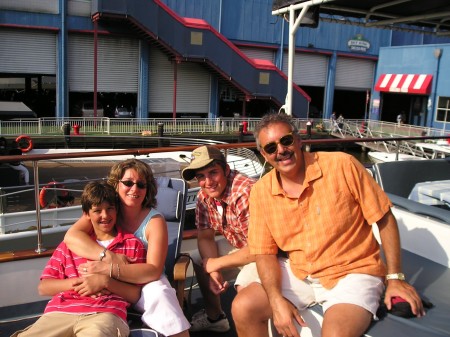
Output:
top-left (78, 261), bottom-right (110, 276)
top-left (103, 251), bottom-right (130, 265)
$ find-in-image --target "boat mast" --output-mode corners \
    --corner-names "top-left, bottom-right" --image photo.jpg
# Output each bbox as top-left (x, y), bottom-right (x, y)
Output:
top-left (272, 0), bottom-right (335, 116)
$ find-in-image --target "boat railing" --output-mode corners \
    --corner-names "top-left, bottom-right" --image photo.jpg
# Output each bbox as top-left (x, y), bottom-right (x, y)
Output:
top-left (0, 142), bottom-right (267, 252)
top-left (0, 177), bottom-right (97, 236)
top-left (0, 178), bottom-right (96, 214)
top-left (0, 117), bottom-right (264, 136)
top-left (331, 120), bottom-right (449, 158)
top-left (0, 136), bottom-right (448, 254)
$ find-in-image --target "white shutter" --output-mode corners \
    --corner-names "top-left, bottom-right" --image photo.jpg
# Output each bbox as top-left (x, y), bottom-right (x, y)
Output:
top-left (0, 29), bottom-right (56, 74)
top-left (68, 34), bottom-right (138, 92)
top-left (239, 47), bottom-right (275, 63)
top-left (177, 63), bottom-right (210, 114)
top-left (0, 0), bottom-right (58, 13)
top-left (335, 57), bottom-right (375, 90)
top-left (148, 47), bottom-right (211, 115)
top-left (148, 47), bottom-right (173, 113)
top-left (283, 52), bottom-right (328, 86)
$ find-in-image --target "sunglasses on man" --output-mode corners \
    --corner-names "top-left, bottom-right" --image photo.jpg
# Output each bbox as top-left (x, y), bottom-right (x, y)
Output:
top-left (262, 133), bottom-right (295, 154)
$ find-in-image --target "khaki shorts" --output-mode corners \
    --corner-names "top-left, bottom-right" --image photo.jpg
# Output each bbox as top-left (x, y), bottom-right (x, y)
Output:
top-left (11, 312), bottom-right (129, 337)
top-left (236, 257), bottom-right (385, 318)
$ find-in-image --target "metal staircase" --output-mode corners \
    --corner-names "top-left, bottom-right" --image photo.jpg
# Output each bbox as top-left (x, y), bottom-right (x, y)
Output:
top-left (91, 0), bottom-right (310, 117)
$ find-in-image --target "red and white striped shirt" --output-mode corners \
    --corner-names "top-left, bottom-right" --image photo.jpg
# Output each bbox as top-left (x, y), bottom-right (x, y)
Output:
top-left (41, 227), bottom-right (146, 321)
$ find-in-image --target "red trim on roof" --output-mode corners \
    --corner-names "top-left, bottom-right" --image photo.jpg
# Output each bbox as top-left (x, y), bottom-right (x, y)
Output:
top-left (375, 74), bottom-right (433, 95)
top-left (251, 59), bottom-right (276, 69)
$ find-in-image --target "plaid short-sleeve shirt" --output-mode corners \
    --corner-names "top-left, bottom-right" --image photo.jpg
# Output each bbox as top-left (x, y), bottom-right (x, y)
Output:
top-left (196, 170), bottom-right (256, 249)
top-left (248, 151), bottom-right (392, 288)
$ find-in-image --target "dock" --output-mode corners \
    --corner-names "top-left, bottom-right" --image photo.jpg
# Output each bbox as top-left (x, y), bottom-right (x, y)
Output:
top-left (328, 119), bottom-right (449, 159)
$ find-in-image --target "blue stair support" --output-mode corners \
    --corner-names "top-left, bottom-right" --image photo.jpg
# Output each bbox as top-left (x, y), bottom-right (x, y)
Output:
top-left (91, 0), bottom-right (310, 117)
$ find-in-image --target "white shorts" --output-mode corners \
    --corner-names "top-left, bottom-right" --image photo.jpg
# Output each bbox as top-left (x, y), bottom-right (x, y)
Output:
top-left (134, 275), bottom-right (190, 335)
top-left (189, 236), bottom-right (248, 282)
top-left (237, 257), bottom-right (385, 318)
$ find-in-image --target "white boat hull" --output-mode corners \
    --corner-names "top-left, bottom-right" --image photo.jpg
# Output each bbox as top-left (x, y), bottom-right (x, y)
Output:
top-left (368, 151), bottom-right (425, 163)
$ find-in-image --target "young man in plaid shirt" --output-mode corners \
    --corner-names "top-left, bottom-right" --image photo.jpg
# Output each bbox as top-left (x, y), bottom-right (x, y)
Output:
top-left (182, 145), bottom-right (256, 332)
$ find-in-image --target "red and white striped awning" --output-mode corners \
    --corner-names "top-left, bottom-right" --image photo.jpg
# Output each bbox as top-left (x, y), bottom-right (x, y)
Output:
top-left (375, 74), bottom-right (433, 95)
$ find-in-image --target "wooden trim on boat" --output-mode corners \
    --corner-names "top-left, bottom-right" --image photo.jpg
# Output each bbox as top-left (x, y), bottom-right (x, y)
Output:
top-left (0, 248), bottom-right (55, 263)
top-left (0, 229), bottom-right (214, 263)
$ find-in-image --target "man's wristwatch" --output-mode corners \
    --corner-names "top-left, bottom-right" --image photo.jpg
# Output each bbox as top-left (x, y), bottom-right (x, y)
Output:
top-left (99, 247), bottom-right (107, 261)
top-left (386, 273), bottom-right (405, 281)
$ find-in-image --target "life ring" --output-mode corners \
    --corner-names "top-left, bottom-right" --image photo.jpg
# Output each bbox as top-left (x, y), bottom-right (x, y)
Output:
top-left (15, 135), bottom-right (33, 153)
top-left (39, 182), bottom-right (74, 208)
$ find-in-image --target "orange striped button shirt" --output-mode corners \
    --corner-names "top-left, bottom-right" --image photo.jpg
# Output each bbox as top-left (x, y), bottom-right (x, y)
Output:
top-left (248, 151), bottom-right (392, 289)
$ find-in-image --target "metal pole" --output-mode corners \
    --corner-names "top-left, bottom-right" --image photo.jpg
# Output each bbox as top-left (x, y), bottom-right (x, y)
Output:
top-left (286, 7), bottom-right (295, 115)
top-left (272, 0), bottom-right (335, 115)
top-left (443, 99), bottom-right (449, 135)
top-left (173, 60), bottom-right (178, 119)
top-left (94, 18), bottom-right (98, 119)
top-left (33, 161), bottom-right (46, 253)
top-left (364, 90), bottom-right (369, 120)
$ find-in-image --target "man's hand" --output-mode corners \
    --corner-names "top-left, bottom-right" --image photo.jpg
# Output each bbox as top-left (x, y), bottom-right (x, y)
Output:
top-left (384, 280), bottom-right (425, 317)
top-left (208, 271), bottom-right (229, 295)
top-left (73, 274), bottom-right (111, 297)
top-left (272, 297), bottom-right (306, 337)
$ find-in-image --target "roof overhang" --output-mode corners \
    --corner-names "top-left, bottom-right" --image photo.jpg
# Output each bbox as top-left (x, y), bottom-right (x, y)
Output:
top-left (272, 0), bottom-right (450, 36)
top-left (271, 0), bottom-right (448, 115)
top-left (374, 74), bottom-right (433, 95)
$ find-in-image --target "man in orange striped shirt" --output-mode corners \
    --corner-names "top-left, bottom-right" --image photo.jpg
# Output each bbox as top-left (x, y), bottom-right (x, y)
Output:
top-left (232, 113), bottom-right (424, 337)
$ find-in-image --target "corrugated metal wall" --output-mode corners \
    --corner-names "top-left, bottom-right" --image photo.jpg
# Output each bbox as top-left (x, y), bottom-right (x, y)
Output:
top-left (335, 57), bottom-right (375, 90)
top-left (0, 29), bottom-right (57, 75)
top-left (161, 0), bottom-right (222, 31)
top-left (148, 47), bottom-right (210, 115)
top-left (68, 34), bottom-right (139, 92)
top-left (148, 47), bottom-right (173, 113)
top-left (161, 0), bottom-right (450, 54)
top-left (294, 19), bottom-right (392, 56)
top-left (282, 52), bottom-right (328, 87)
top-left (0, 0), bottom-right (58, 13)
top-left (67, 0), bottom-right (91, 17)
top-left (239, 47), bottom-right (275, 63)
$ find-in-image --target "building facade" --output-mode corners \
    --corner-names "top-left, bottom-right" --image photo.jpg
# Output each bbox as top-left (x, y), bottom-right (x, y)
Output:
top-left (0, 0), bottom-right (449, 126)
top-left (372, 44), bottom-right (450, 130)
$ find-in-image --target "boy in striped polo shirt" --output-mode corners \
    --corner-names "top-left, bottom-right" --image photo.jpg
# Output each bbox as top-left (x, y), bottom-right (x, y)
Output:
top-left (12, 181), bottom-right (146, 337)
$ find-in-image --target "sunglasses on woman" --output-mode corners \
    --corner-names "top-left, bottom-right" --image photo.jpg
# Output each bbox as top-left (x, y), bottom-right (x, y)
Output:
top-left (120, 180), bottom-right (147, 189)
top-left (262, 133), bottom-right (295, 154)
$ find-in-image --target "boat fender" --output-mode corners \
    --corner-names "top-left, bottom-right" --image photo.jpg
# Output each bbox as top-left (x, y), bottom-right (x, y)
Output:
top-left (39, 182), bottom-right (74, 208)
top-left (15, 135), bottom-right (33, 153)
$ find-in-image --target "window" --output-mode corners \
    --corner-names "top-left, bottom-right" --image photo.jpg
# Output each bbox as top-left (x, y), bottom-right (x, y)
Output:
top-left (436, 97), bottom-right (450, 123)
